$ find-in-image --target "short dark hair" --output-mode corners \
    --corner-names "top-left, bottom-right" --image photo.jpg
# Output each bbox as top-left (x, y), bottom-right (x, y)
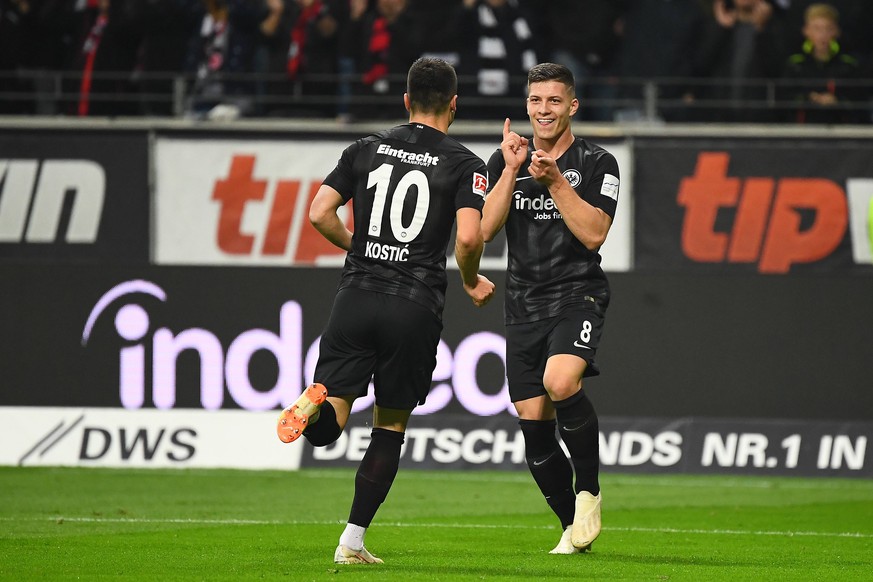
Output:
top-left (407, 57), bottom-right (457, 113)
top-left (527, 62), bottom-right (576, 98)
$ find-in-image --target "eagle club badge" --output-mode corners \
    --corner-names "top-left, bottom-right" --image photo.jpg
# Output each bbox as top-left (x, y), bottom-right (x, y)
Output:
top-left (563, 169), bottom-right (582, 188)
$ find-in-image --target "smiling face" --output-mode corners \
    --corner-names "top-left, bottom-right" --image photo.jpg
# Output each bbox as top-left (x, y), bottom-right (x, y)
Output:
top-left (525, 80), bottom-right (579, 144)
top-left (804, 15), bottom-right (839, 56)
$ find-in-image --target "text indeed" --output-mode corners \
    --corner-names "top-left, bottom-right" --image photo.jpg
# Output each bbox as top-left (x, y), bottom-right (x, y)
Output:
top-left (82, 279), bottom-right (514, 416)
top-left (515, 192), bottom-right (558, 213)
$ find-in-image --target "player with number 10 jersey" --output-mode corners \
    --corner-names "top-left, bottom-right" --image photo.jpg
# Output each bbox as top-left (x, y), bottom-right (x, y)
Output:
top-left (277, 57), bottom-right (494, 566)
top-left (323, 123), bottom-right (488, 319)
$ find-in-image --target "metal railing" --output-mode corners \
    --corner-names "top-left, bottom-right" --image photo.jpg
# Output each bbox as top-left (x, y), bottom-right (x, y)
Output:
top-left (1, 70), bottom-right (871, 125)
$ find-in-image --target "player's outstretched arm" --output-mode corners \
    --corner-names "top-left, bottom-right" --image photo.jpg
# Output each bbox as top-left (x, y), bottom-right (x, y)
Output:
top-left (455, 207), bottom-right (495, 307)
top-left (482, 118), bottom-right (528, 242)
top-left (309, 184), bottom-right (352, 251)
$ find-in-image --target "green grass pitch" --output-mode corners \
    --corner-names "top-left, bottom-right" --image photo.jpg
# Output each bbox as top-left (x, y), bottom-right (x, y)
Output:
top-left (1, 467), bottom-right (872, 581)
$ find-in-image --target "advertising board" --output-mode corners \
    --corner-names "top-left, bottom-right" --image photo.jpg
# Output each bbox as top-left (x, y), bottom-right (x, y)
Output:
top-left (153, 137), bottom-right (631, 272)
top-left (0, 130), bottom-right (149, 263)
top-left (634, 138), bottom-right (873, 274)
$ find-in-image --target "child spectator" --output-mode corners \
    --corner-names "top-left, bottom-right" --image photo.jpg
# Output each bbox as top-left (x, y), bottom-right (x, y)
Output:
top-left (781, 3), bottom-right (866, 124)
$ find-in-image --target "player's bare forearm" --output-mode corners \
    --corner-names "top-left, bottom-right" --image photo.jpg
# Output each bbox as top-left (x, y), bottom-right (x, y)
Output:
top-left (455, 207), bottom-right (494, 306)
top-left (481, 168), bottom-right (516, 241)
top-left (548, 179), bottom-right (611, 250)
top-left (455, 240), bottom-right (483, 288)
top-left (456, 238), bottom-right (495, 308)
top-left (483, 118), bottom-right (528, 242)
top-left (310, 185), bottom-right (352, 251)
top-left (314, 214), bottom-right (353, 251)
top-left (455, 207), bottom-right (485, 287)
top-left (456, 241), bottom-right (495, 307)
top-left (529, 150), bottom-right (611, 250)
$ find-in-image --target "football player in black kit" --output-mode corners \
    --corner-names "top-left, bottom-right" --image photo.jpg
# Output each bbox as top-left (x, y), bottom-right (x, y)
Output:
top-left (276, 56), bottom-right (495, 565)
top-left (481, 62), bottom-right (620, 554)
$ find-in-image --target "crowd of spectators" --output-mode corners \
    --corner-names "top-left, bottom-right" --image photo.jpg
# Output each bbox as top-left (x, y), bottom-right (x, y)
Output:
top-left (0, 0), bottom-right (871, 123)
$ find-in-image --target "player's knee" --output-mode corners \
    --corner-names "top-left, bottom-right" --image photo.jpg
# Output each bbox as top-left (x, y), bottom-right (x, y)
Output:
top-left (543, 372), bottom-right (582, 401)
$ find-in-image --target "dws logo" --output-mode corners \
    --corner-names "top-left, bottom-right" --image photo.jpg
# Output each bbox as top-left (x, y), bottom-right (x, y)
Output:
top-left (0, 159), bottom-right (105, 243)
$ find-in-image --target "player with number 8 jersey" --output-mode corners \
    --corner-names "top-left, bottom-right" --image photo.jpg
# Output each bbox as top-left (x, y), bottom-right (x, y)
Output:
top-left (482, 62), bottom-right (620, 555)
top-left (275, 57), bottom-right (494, 566)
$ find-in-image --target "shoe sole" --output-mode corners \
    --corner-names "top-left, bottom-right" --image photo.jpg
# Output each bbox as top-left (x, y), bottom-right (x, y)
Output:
top-left (277, 383), bottom-right (328, 443)
top-left (549, 545), bottom-right (591, 555)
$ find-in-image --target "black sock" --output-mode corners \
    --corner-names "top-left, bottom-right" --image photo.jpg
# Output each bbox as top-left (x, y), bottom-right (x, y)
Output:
top-left (302, 400), bottom-right (342, 447)
top-left (519, 419), bottom-right (576, 529)
top-left (348, 428), bottom-right (404, 528)
top-left (554, 389), bottom-right (600, 496)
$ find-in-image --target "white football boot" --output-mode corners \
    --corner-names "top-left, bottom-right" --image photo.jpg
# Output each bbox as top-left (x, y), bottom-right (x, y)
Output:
top-left (571, 491), bottom-right (601, 550)
top-left (334, 544), bottom-right (384, 564)
top-left (549, 526), bottom-right (581, 554)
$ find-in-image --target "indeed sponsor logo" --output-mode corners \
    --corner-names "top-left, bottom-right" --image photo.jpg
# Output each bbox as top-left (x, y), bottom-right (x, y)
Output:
top-left (82, 279), bottom-right (515, 416)
top-left (81, 280), bottom-right (302, 411)
top-left (514, 192), bottom-right (561, 220)
top-left (377, 144), bottom-right (440, 167)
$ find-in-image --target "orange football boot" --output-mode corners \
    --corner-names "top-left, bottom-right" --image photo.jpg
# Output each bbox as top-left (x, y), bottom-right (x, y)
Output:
top-left (277, 383), bottom-right (328, 443)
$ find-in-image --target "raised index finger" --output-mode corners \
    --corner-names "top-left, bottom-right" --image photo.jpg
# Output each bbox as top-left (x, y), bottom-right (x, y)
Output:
top-left (503, 117), bottom-right (511, 139)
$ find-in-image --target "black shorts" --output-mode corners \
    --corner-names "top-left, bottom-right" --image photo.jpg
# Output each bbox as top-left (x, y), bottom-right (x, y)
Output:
top-left (506, 303), bottom-right (606, 403)
top-left (314, 287), bottom-right (443, 410)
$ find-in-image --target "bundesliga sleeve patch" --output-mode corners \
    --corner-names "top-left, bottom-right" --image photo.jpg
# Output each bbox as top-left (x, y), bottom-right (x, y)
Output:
top-left (472, 172), bottom-right (487, 198)
top-left (600, 174), bottom-right (619, 201)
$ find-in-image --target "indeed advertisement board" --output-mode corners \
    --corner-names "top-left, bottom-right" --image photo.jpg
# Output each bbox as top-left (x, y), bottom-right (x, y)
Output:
top-left (1, 262), bottom-right (871, 476)
top-left (0, 264), bottom-right (509, 417)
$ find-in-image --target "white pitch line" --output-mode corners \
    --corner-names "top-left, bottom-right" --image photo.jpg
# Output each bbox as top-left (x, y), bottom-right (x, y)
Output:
top-left (3, 516), bottom-right (871, 539)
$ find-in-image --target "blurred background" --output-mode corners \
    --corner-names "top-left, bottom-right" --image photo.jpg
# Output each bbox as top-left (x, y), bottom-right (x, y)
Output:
top-left (1, 0), bottom-right (872, 123)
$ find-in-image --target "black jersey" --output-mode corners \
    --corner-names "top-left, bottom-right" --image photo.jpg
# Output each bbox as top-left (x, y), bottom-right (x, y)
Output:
top-left (486, 137), bottom-right (619, 324)
top-left (323, 123), bottom-right (487, 319)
